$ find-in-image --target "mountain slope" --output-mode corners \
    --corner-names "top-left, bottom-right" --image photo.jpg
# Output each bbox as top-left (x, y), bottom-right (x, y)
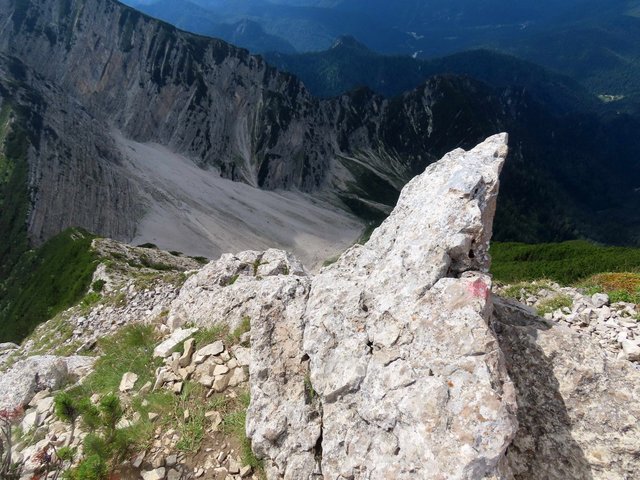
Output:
top-left (0, 0), bottom-right (639, 272)
top-left (507, 13), bottom-right (640, 96)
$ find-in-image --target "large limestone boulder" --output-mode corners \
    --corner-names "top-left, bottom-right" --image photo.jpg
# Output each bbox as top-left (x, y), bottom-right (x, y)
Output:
top-left (245, 275), bottom-right (320, 480)
top-left (493, 296), bottom-right (640, 480)
top-left (243, 134), bottom-right (517, 479)
top-left (167, 249), bottom-right (308, 331)
top-left (299, 133), bottom-right (516, 479)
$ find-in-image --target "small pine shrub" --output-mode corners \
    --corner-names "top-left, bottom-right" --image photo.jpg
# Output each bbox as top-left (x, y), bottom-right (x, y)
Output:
top-left (190, 256), bottom-right (209, 265)
top-left (66, 454), bottom-right (107, 480)
top-left (91, 280), bottom-right (106, 293)
top-left (56, 392), bottom-right (130, 479)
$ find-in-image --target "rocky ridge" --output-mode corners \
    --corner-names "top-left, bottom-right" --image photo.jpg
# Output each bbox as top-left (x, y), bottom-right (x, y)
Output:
top-left (1, 136), bottom-right (639, 480)
top-left (0, 238), bottom-right (200, 366)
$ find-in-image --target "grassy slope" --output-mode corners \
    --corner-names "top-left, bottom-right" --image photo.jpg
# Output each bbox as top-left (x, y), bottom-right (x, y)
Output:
top-left (0, 228), bottom-right (99, 343)
top-left (491, 240), bottom-right (640, 285)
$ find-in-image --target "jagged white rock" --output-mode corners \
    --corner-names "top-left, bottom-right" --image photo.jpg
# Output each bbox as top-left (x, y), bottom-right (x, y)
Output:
top-left (238, 134), bottom-right (518, 479)
top-left (0, 356), bottom-right (93, 410)
top-left (154, 328), bottom-right (199, 358)
top-left (119, 372), bottom-right (138, 392)
top-left (299, 133), bottom-right (516, 479)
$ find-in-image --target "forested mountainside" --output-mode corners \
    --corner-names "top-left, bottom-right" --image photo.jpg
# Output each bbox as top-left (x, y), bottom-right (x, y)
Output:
top-left (264, 38), bottom-right (596, 112)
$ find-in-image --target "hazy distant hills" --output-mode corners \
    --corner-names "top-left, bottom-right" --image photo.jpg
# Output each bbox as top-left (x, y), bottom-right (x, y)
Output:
top-left (122, 0), bottom-right (297, 53)
top-left (264, 38), bottom-right (597, 114)
top-left (123, 0), bottom-right (640, 97)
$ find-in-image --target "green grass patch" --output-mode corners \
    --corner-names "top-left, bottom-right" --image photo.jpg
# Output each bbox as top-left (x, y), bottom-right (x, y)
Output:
top-left (194, 325), bottom-right (226, 348)
top-left (491, 240), bottom-right (640, 285)
top-left (0, 228), bottom-right (99, 342)
top-left (139, 254), bottom-right (174, 271)
top-left (580, 273), bottom-right (640, 304)
top-left (170, 325), bottom-right (226, 356)
top-left (63, 325), bottom-right (167, 469)
top-left (536, 294), bottom-right (574, 316)
top-left (500, 280), bottom-right (554, 300)
top-left (53, 339), bottom-right (86, 357)
top-left (226, 316), bottom-right (251, 345)
top-left (221, 391), bottom-right (264, 472)
top-left (23, 311), bottom-right (75, 356)
top-left (174, 382), bottom-right (207, 453)
top-left (80, 324), bottom-right (161, 396)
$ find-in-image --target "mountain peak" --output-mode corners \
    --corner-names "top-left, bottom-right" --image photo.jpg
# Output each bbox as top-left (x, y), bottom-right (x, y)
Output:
top-left (330, 35), bottom-right (370, 51)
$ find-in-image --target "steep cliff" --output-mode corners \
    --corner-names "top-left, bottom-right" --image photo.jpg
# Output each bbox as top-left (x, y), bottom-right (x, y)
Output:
top-left (0, 0), bottom-right (502, 251)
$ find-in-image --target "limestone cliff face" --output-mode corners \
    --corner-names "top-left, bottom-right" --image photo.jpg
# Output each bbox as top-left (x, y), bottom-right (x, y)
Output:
top-left (0, 0), bottom-right (325, 190)
top-left (0, 0), bottom-right (509, 249)
top-left (0, 0), bottom-right (503, 189)
top-left (0, 55), bottom-right (141, 244)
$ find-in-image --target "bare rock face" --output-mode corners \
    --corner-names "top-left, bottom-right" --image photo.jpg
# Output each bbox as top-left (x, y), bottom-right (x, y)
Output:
top-left (299, 133), bottom-right (516, 479)
top-left (0, 356), bottom-right (68, 410)
top-left (168, 249), bottom-right (308, 332)
top-left (492, 297), bottom-right (640, 480)
top-left (245, 271), bottom-right (320, 480)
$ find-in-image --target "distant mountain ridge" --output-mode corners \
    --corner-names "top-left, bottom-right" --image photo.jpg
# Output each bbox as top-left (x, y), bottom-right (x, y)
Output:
top-left (264, 41), bottom-right (596, 114)
top-left (123, 0), bottom-right (640, 97)
top-left (134, 0), bottom-right (297, 53)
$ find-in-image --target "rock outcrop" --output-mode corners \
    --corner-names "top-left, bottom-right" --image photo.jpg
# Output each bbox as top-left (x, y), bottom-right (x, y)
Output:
top-left (299, 133), bottom-right (516, 479)
top-left (4, 135), bottom-right (640, 480)
top-left (0, 355), bottom-right (94, 410)
top-left (168, 249), bottom-right (309, 332)
top-left (162, 135), bottom-right (516, 478)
